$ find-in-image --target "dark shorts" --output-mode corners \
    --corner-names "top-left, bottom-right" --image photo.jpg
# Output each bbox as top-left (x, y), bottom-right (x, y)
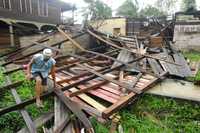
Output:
top-left (31, 72), bottom-right (47, 86)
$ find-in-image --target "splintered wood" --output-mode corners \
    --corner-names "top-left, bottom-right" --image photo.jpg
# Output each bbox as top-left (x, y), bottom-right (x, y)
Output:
top-left (0, 25), bottom-right (193, 132)
top-left (48, 53), bottom-right (166, 120)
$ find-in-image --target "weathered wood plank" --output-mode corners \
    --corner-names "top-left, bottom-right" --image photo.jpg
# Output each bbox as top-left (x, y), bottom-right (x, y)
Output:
top-left (53, 88), bottom-right (93, 129)
top-left (147, 58), bottom-right (164, 75)
top-left (103, 72), bottom-right (167, 118)
top-left (76, 64), bottom-right (142, 94)
top-left (173, 53), bottom-right (192, 77)
top-left (18, 112), bottom-right (54, 133)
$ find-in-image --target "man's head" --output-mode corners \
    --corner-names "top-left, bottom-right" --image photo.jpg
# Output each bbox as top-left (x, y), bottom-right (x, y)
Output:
top-left (43, 49), bottom-right (53, 61)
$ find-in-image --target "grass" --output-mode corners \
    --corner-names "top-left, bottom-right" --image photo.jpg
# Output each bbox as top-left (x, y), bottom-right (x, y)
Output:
top-left (183, 51), bottom-right (200, 62)
top-left (0, 67), bottom-right (53, 132)
top-left (184, 52), bottom-right (200, 81)
top-left (92, 95), bottom-right (200, 133)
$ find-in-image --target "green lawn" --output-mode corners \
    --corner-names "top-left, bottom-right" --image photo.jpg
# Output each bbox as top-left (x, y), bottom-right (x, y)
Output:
top-left (0, 69), bottom-right (53, 132)
top-left (92, 94), bottom-right (200, 133)
top-left (184, 52), bottom-right (200, 81)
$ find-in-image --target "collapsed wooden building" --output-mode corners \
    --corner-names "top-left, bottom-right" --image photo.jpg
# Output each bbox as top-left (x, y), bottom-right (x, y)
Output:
top-left (0, 20), bottom-right (194, 132)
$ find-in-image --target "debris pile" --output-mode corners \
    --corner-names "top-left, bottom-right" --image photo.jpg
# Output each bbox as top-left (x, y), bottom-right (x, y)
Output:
top-left (0, 22), bottom-right (194, 132)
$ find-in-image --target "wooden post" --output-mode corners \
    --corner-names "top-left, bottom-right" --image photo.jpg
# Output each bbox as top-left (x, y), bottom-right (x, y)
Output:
top-left (9, 24), bottom-right (15, 47)
top-left (54, 96), bottom-right (71, 132)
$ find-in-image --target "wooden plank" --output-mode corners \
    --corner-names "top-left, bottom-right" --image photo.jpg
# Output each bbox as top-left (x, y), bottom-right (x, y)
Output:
top-left (54, 76), bottom-right (107, 112)
top-left (87, 29), bottom-right (181, 66)
top-left (65, 92), bottom-right (103, 118)
top-left (54, 95), bottom-right (71, 133)
top-left (0, 80), bottom-right (24, 91)
top-left (159, 53), bottom-right (182, 77)
top-left (53, 88), bottom-right (93, 129)
top-left (77, 84), bottom-right (118, 103)
top-left (103, 72), bottom-right (167, 118)
top-left (173, 53), bottom-right (192, 77)
top-left (53, 116), bottom-right (71, 133)
top-left (147, 58), bottom-right (164, 75)
top-left (58, 28), bottom-right (132, 68)
top-left (76, 64), bottom-right (142, 94)
top-left (18, 112), bottom-right (54, 133)
top-left (102, 92), bottom-right (136, 118)
top-left (1, 33), bottom-right (85, 66)
top-left (69, 80), bottom-right (108, 97)
top-left (100, 85), bottom-right (121, 95)
top-left (111, 50), bottom-right (133, 68)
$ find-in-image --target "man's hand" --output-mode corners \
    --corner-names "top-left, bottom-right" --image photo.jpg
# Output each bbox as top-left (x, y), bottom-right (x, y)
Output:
top-left (53, 80), bottom-right (56, 88)
top-left (51, 65), bottom-right (56, 88)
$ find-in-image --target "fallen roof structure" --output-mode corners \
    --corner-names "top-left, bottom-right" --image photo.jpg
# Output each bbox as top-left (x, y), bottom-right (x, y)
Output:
top-left (0, 21), bottom-right (194, 132)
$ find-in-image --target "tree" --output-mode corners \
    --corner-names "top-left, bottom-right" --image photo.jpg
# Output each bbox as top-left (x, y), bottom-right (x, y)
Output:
top-left (155, 0), bottom-right (177, 15)
top-left (181, 0), bottom-right (197, 12)
top-left (116, 0), bottom-right (139, 17)
top-left (139, 5), bottom-right (165, 17)
top-left (82, 0), bottom-right (112, 20)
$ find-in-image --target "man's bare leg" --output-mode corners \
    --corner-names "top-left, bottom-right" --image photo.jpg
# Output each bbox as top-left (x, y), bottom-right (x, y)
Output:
top-left (35, 77), bottom-right (43, 107)
top-left (43, 85), bottom-right (48, 92)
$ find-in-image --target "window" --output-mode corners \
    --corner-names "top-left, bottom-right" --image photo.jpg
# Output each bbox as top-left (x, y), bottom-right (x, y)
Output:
top-left (38, 0), bottom-right (48, 17)
top-left (20, 0), bottom-right (32, 14)
top-left (20, 0), bottom-right (27, 12)
top-left (0, 0), bottom-right (11, 9)
top-left (113, 28), bottom-right (121, 36)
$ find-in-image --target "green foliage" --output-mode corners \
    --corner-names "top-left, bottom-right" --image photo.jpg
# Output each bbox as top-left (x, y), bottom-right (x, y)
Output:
top-left (184, 52), bottom-right (200, 62)
top-left (0, 112), bottom-right (24, 132)
top-left (183, 52), bottom-right (200, 81)
top-left (83, 0), bottom-right (112, 20)
top-left (155, 0), bottom-right (177, 15)
top-left (93, 95), bottom-right (200, 133)
top-left (0, 67), bottom-right (53, 132)
top-left (91, 118), bottom-right (110, 133)
top-left (116, 0), bottom-right (139, 17)
top-left (139, 5), bottom-right (166, 17)
top-left (181, 0), bottom-right (197, 12)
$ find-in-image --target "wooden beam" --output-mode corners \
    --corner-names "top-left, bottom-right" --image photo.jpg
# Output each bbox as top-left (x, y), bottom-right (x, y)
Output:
top-left (58, 28), bottom-right (85, 51)
top-left (70, 80), bottom-right (109, 97)
top-left (57, 66), bottom-right (109, 84)
top-left (102, 72), bottom-right (168, 118)
top-left (0, 80), bottom-right (24, 91)
top-left (53, 88), bottom-right (93, 130)
top-left (76, 63), bottom-right (142, 94)
top-left (1, 32), bottom-right (85, 66)
top-left (18, 112), bottom-right (54, 133)
top-left (87, 29), bottom-right (181, 66)
top-left (58, 28), bottom-right (135, 68)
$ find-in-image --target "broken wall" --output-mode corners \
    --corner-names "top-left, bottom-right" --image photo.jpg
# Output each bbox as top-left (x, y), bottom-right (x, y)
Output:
top-left (91, 18), bottom-right (126, 36)
top-left (19, 32), bottom-right (91, 55)
top-left (173, 24), bottom-right (200, 52)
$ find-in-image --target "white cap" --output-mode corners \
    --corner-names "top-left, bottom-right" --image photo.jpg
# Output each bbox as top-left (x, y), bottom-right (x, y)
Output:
top-left (43, 48), bottom-right (53, 57)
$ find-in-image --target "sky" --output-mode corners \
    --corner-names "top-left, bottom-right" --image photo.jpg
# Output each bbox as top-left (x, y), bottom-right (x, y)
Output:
top-left (61, 0), bottom-right (200, 24)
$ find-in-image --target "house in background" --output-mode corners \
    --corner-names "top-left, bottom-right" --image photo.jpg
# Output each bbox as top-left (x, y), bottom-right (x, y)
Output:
top-left (91, 17), bottom-right (168, 37)
top-left (0, 0), bottom-right (73, 48)
top-left (173, 11), bottom-right (200, 51)
top-left (91, 17), bottom-right (149, 36)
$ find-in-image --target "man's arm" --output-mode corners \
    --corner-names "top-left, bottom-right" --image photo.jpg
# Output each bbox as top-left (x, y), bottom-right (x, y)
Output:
top-left (27, 58), bottom-right (34, 79)
top-left (51, 65), bottom-right (56, 87)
